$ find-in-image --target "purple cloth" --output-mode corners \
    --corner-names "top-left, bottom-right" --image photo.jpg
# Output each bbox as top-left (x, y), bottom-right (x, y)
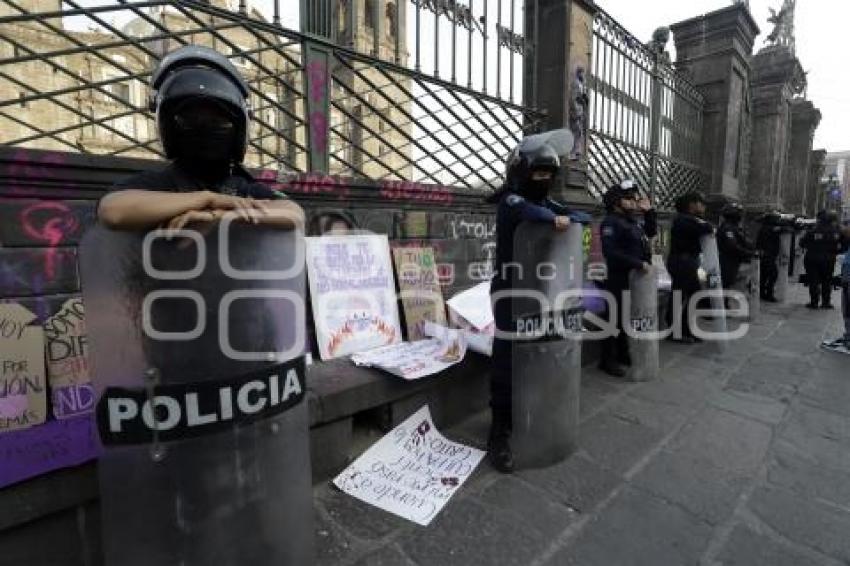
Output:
top-left (0, 413), bottom-right (100, 488)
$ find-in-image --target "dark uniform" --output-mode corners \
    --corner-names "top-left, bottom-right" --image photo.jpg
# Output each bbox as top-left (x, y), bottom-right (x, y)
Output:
top-left (600, 206), bottom-right (657, 366)
top-left (490, 193), bottom-right (584, 435)
top-left (801, 216), bottom-right (843, 308)
top-left (667, 213), bottom-right (714, 340)
top-left (756, 220), bottom-right (782, 301)
top-left (112, 159), bottom-right (286, 201)
top-left (717, 220), bottom-right (755, 290)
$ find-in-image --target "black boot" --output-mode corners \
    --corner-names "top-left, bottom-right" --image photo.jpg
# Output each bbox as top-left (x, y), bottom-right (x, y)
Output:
top-left (599, 360), bottom-right (626, 378)
top-left (488, 416), bottom-right (514, 474)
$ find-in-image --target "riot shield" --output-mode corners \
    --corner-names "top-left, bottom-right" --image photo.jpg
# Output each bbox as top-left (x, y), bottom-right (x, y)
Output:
top-left (699, 233), bottom-right (728, 348)
top-left (79, 221), bottom-right (313, 566)
top-left (774, 231), bottom-right (793, 303)
top-left (735, 256), bottom-right (761, 322)
top-left (509, 222), bottom-right (584, 470)
top-left (626, 268), bottom-right (659, 382)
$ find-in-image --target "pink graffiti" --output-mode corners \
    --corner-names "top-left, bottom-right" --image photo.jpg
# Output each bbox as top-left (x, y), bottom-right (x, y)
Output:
top-left (277, 173), bottom-right (351, 199)
top-left (379, 180), bottom-right (454, 204)
top-left (3, 149), bottom-right (73, 196)
top-left (305, 60), bottom-right (328, 103)
top-left (309, 111), bottom-right (329, 154)
top-left (20, 201), bottom-right (79, 280)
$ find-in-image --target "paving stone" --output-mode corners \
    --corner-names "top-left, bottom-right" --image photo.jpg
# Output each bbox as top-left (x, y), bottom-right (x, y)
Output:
top-left (630, 372), bottom-right (719, 409)
top-left (631, 449), bottom-right (752, 525)
top-left (799, 369), bottom-right (850, 418)
top-left (352, 544), bottom-right (417, 566)
top-left (546, 486), bottom-right (712, 566)
top-left (397, 498), bottom-right (544, 566)
top-left (517, 453), bottom-right (622, 514)
top-left (776, 406), bottom-right (850, 472)
top-left (667, 408), bottom-right (772, 475)
top-left (318, 486), bottom-right (411, 542)
top-left (767, 442), bottom-right (850, 510)
top-left (476, 477), bottom-right (578, 539)
top-left (748, 486), bottom-right (850, 563)
top-left (315, 505), bottom-right (363, 566)
top-left (708, 388), bottom-right (789, 425)
top-left (607, 393), bottom-right (694, 433)
top-left (578, 412), bottom-right (666, 474)
top-left (715, 524), bottom-right (831, 566)
top-left (725, 352), bottom-right (812, 401)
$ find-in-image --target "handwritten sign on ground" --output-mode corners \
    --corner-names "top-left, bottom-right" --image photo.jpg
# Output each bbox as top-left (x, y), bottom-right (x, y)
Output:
top-left (307, 234), bottom-right (402, 360)
top-left (333, 405), bottom-right (485, 526)
top-left (392, 247), bottom-right (447, 341)
top-left (0, 413), bottom-right (100, 488)
top-left (351, 325), bottom-right (466, 380)
top-left (0, 303), bottom-right (47, 432)
top-left (44, 297), bottom-right (94, 419)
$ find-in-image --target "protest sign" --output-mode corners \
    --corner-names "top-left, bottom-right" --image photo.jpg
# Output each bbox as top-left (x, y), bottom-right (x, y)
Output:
top-left (351, 325), bottom-right (465, 380)
top-left (307, 235), bottom-right (402, 360)
top-left (333, 405), bottom-right (485, 526)
top-left (0, 303), bottom-right (47, 432)
top-left (44, 297), bottom-right (94, 419)
top-left (392, 246), bottom-right (447, 341)
top-left (446, 282), bottom-right (494, 356)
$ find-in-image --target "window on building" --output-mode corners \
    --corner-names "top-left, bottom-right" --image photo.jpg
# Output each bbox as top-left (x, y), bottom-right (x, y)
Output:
top-left (109, 82), bottom-right (132, 104)
top-left (365, 0), bottom-right (375, 30)
top-left (386, 2), bottom-right (397, 39)
top-left (18, 92), bottom-right (27, 108)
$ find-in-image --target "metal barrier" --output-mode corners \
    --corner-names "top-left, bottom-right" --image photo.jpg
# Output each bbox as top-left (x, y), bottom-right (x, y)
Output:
top-left (0, 0), bottom-right (542, 189)
top-left (587, 8), bottom-right (705, 210)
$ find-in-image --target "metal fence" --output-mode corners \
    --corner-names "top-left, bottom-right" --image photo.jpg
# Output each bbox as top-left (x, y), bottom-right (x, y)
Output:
top-left (0, 0), bottom-right (540, 190)
top-left (587, 8), bottom-right (704, 209)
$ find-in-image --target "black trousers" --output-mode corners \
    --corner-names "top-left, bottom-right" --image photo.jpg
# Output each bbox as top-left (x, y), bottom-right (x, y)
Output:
top-left (490, 293), bottom-right (512, 429)
top-left (805, 257), bottom-right (836, 306)
top-left (668, 255), bottom-right (701, 339)
top-left (760, 256), bottom-right (779, 299)
top-left (600, 279), bottom-right (630, 365)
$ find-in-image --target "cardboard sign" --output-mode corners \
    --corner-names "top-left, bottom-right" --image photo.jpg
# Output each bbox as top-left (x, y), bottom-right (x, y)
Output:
top-left (333, 405), bottom-right (485, 526)
top-left (351, 324), bottom-right (466, 381)
top-left (0, 303), bottom-right (47, 432)
top-left (307, 235), bottom-right (402, 360)
top-left (44, 297), bottom-right (93, 419)
top-left (392, 247), bottom-right (447, 341)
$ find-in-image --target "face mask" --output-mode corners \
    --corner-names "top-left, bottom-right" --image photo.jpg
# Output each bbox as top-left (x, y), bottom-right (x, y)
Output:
top-left (523, 179), bottom-right (551, 201)
top-left (171, 101), bottom-right (238, 164)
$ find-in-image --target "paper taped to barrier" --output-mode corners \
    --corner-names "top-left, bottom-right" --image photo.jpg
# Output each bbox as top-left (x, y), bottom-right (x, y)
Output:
top-left (333, 405), bottom-right (485, 526)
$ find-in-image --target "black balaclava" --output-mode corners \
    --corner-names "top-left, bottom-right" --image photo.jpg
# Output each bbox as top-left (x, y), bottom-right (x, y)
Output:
top-left (521, 168), bottom-right (556, 202)
top-left (170, 98), bottom-right (239, 182)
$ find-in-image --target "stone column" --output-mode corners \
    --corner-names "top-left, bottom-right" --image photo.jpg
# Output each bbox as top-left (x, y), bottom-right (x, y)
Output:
top-left (523, 0), bottom-right (598, 205)
top-left (746, 46), bottom-right (806, 212)
top-left (671, 5), bottom-right (760, 200)
top-left (784, 100), bottom-right (822, 215)
top-left (807, 149), bottom-right (827, 216)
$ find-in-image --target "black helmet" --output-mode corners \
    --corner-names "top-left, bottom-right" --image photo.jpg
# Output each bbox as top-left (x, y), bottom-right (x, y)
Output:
top-left (602, 179), bottom-right (639, 210)
top-left (149, 46), bottom-right (251, 163)
top-left (504, 129), bottom-right (573, 200)
top-left (674, 190), bottom-right (706, 213)
top-left (721, 202), bottom-right (743, 221)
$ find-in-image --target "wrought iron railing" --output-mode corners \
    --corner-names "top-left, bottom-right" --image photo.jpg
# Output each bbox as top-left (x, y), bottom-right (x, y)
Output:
top-left (587, 8), bottom-right (705, 210)
top-left (0, 0), bottom-right (541, 190)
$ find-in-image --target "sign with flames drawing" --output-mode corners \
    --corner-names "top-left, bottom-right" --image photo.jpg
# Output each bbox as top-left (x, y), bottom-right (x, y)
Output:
top-left (306, 234), bottom-right (402, 360)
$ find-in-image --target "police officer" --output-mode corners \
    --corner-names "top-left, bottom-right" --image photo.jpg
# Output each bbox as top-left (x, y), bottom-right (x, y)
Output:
top-left (667, 191), bottom-right (714, 343)
top-left (756, 213), bottom-right (783, 302)
top-left (599, 180), bottom-right (657, 376)
top-left (488, 139), bottom-right (587, 474)
top-left (98, 45), bottom-right (304, 231)
top-left (717, 203), bottom-right (755, 294)
top-left (801, 210), bottom-right (843, 309)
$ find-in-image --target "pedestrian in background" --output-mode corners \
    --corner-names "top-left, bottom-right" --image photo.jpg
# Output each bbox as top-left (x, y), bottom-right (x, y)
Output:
top-left (598, 179), bottom-right (656, 377)
top-left (801, 210), bottom-right (843, 309)
top-left (756, 213), bottom-right (783, 303)
top-left (667, 191), bottom-right (714, 343)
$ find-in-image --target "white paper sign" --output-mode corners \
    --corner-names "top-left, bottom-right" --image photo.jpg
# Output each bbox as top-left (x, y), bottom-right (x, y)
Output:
top-left (333, 405), bottom-right (485, 526)
top-left (351, 326), bottom-right (466, 381)
top-left (446, 281), bottom-right (493, 331)
top-left (306, 235), bottom-right (403, 360)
